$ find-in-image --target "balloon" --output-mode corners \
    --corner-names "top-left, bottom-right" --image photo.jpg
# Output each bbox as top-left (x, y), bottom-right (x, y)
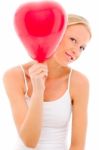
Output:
top-left (14, 1), bottom-right (68, 62)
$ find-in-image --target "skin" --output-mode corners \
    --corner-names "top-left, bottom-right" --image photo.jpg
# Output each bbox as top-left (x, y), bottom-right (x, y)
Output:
top-left (3, 24), bottom-right (90, 150)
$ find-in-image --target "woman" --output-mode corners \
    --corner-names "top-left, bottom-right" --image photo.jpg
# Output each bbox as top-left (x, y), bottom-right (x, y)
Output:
top-left (3, 14), bottom-right (91, 150)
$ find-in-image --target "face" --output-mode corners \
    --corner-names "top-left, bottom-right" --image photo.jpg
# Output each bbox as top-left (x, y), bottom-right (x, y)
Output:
top-left (53, 24), bottom-right (90, 66)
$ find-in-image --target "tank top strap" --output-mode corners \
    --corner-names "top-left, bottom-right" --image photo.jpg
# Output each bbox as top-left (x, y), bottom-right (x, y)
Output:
top-left (67, 68), bottom-right (72, 90)
top-left (20, 65), bottom-right (28, 96)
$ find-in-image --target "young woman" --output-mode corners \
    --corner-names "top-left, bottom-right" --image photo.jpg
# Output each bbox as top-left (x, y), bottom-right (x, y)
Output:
top-left (3, 14), bottom-right (91, 150)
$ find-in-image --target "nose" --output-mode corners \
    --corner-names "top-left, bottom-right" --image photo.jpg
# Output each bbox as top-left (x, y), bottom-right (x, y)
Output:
top-left (71, 47), bottom-right (80, 59)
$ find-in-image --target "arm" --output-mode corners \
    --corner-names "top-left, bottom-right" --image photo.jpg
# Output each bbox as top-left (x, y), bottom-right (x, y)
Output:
top-left (69, 72), bottom-right (89, 150)
top-left (3, 64), bottom-right (48, 148)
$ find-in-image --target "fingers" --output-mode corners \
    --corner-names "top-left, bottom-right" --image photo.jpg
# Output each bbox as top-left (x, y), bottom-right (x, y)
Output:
top-left (28, 62), bottom-right (48, 80)
top-left (29, 64), bottom-right (47, 73)
top-left (29, 68), bottom-right (48, 79)
top-left (31, 67), bottom-right (48, 76)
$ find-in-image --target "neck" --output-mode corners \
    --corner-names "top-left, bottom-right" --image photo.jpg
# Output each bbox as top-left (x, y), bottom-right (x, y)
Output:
top-left (43, 57), bottom-right (69, 79)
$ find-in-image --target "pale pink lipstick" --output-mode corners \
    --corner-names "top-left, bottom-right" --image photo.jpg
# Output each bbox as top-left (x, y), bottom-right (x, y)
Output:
top-left (65, 52), bottom-right (74, 62)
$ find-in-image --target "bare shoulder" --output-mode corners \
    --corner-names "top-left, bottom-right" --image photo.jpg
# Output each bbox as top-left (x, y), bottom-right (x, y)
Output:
top-left (3, 66), bottom-right (23, 88)
top-left (3, 66), bottom-right (21, 79)
top-left (71, 69), bottom-right (89, 102)
top-left (3, 61), bottom-right (35, 99)
top-left (3, 65), bottom-right (25, 101)
top-left (71, 69), bottom-right (89, 85)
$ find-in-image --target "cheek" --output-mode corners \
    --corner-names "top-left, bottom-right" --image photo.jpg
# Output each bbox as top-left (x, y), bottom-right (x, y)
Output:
top-left (52, 49), bottom-right (63, 61)
top-left (53, 50), bottom-right (60, 58)
top-left (58, 36), bottom-right (67, 48)
top-left (60, 39), bottom-right (71, 49)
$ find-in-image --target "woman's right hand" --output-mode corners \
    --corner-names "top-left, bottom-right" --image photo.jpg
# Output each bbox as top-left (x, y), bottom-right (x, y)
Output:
top-left (28, 61), bottom-right (48, 96)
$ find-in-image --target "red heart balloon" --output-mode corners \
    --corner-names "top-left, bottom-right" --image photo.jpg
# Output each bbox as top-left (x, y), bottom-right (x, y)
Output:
top-left (14, 1), bottom-right (68, 62)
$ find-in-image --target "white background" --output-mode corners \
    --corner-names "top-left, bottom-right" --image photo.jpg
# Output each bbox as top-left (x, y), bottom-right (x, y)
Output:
top-left (0, 0), bottom-right (99, 149)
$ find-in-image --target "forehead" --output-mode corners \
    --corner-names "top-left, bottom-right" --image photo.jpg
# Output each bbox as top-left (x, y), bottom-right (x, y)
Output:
top-left (65, 24), bottom-right (90, 43)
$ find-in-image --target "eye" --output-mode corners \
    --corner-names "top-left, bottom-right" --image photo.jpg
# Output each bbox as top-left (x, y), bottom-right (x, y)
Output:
top-left (70, 37), bottom-right (76, 44)
top-left (80, 46), bottom-right (85, 52)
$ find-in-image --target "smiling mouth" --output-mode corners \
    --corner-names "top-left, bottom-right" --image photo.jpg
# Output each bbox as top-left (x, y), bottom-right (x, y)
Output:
top-left (65, 52), bottom-right (74, 62)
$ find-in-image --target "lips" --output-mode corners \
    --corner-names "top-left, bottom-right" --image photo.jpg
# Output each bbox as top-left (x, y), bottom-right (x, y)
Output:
top-left (65, 52), bottom-right (75, 62)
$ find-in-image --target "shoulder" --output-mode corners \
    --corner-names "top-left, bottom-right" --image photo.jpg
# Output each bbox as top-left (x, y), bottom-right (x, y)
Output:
top-left (3, 65), bottom-right (25, 95)
top-left (71, 69), bottom-right (89, 86)
top-left (3, 66), bottom-right (22, 85)
top-left (70, 69), bottom-right (89, 102)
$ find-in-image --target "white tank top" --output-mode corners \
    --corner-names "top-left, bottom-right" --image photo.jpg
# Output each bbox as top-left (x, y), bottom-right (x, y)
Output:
top-left (14, 65), bottom-right (72, 150)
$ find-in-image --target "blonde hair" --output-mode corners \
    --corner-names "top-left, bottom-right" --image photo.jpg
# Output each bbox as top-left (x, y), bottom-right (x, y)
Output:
top-left (67, 14), bottom-right (92, 37)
